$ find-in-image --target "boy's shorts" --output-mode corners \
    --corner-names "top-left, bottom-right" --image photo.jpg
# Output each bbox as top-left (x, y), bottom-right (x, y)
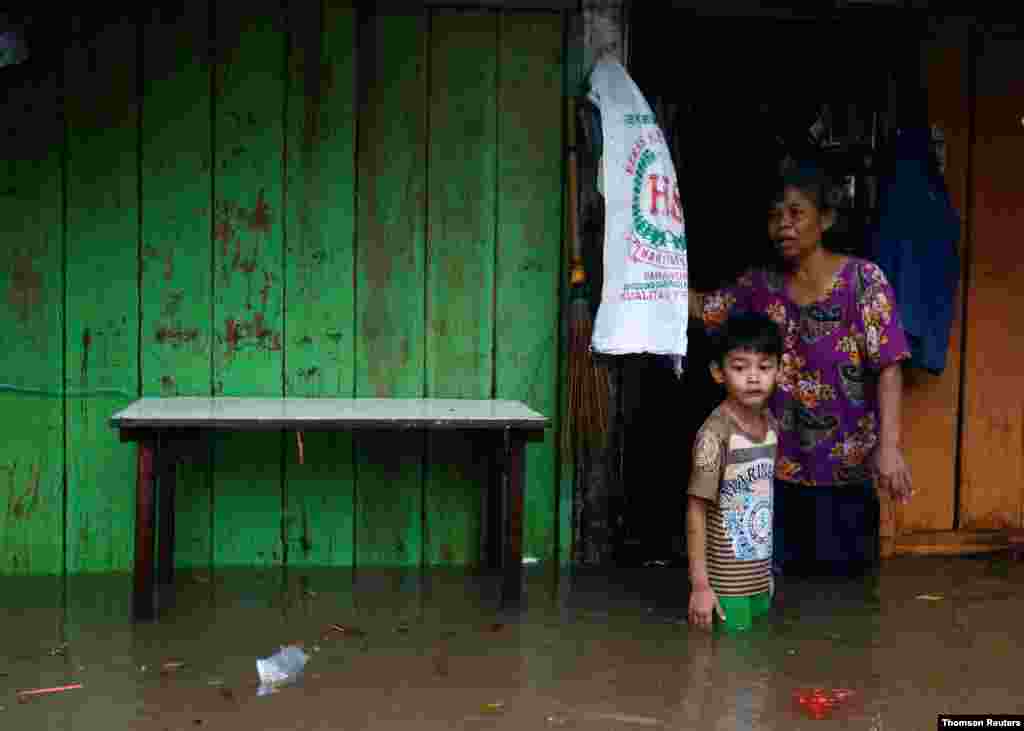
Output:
top-left (716, 591), bottom-right (771, 632)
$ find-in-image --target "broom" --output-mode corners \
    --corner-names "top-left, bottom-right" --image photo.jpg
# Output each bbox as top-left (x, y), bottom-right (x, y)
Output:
top-left (563, 96), bottom-right (610, 461)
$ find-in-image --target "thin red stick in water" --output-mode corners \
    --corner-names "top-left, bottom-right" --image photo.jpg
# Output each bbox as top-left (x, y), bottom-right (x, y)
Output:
top-left (17, 683), bottom-right (83, 699)
top-left (297, 431), bottom-right (305, 465)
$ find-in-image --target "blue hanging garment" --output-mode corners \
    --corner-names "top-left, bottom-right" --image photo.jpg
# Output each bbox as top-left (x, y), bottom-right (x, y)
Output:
top-left (869, 127), bottom-right (961, 375)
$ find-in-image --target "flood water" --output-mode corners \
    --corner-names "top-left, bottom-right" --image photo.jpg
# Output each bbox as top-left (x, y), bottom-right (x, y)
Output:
top-left (2, 555), bottom-right (1023, 729)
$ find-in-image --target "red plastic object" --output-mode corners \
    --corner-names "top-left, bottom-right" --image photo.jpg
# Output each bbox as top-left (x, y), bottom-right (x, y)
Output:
top-left (793, 688), bottom-right (856, 720)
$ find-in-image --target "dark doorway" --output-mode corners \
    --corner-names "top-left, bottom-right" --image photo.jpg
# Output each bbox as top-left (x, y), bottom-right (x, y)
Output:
top-left (609, 2), bottom-right (925, 567)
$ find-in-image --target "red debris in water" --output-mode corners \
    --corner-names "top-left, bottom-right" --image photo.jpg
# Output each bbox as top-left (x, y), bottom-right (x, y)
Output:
top-left (16, 683), bottom-right (83, 702)
top-left (326, 624), bottom-right (366, 637)
top-left (793, 688), bottom-right (856, 720)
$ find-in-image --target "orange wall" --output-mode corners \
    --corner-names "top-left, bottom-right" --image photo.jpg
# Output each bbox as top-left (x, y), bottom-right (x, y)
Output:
top-left (893, 19), bottom-right (971, 535)
top-left (957, 29), bottom-right (1024, 530)
top-left (899, 23), bottom-right (1024, 535)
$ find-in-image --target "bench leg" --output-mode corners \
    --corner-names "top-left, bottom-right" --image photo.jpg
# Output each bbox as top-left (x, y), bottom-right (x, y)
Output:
top-left (501, 431), bottom-right (527, 604)
top-left (133, 437), bottom-right (157, 621)
top-left (157, 447), bottom-right (176, 586)
top-left (484, 431), bottom-right (505, 570)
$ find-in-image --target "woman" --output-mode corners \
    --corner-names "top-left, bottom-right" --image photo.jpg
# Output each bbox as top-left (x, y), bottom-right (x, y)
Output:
top-left (690, 161), bottom-right (914, 578)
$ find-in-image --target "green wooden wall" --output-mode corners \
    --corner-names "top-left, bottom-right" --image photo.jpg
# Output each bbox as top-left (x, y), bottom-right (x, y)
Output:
top-left (0, 2), bottom-right (567, 575)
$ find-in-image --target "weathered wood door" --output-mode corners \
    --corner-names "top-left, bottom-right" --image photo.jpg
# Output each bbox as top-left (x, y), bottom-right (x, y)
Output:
top-left (0, 4), bottom-right (566, 574)
top-left (958, 29), bottom-right (1024, 531)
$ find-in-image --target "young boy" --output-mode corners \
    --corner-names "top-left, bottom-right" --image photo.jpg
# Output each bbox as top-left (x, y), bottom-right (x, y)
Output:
top-left (687, 312), bottom-right (782, 632)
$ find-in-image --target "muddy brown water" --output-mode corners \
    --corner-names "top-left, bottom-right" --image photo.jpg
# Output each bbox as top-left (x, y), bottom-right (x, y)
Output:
top-left (2, 556), bottom-right (1023, 730)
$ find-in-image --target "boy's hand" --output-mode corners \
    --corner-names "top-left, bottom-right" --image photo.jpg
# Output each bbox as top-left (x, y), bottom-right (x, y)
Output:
top-left (688, 586), bottom-right (725, 629)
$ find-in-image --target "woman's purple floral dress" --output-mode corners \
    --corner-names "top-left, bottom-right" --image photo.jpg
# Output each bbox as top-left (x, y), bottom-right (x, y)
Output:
top-left (702, 257), bottom-right (911, 487)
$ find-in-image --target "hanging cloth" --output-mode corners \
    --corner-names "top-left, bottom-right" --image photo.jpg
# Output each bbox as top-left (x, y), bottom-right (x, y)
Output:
top-left (586, 55), bottom-right (689, 371)
top-left (869, 127), bottom-right (961, 375)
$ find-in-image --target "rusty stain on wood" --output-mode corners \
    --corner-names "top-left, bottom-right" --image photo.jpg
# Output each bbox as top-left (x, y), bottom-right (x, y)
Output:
top-left (215, 197), bottom-right (268, 272)
top-left (259, 271), bottom-right (273, 307)
top-left (214, 216), bottom-right (235, 254)
top-left (6, 254), bottom-right (42, 322)
top-left (155, 326), bottom-right (200, 345)
top-left (248, 189), bottom-right (272, 232)
top-left (225, 318), bottom-right (240, 353)
top-left (223, 312), bottom-right (279, 355)
top-left (10, 464), bottom-right (41, 520)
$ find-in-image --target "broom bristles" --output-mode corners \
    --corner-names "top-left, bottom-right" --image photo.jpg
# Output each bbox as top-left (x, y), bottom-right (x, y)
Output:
top-left (564, 299), bottom-right (610, 460)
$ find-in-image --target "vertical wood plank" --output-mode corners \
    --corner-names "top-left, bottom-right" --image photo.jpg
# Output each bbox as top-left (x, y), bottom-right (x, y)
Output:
top-left (353, 11), bottom-right (428, 568)
top-left (211, 0), bottom-right (286, 568)
top-left (959, 32), bottom-right (1024, 530)
top-left (495, 12), bottom-right (563, 563)
top-left (0, 71), bottom-right (65, 575)
top-left (892, 18), bottom-right (970, 535)
top-left (141, 0), bottom-right (214, 570)
top-left (558, 85), bottom-right (578, 568)
top-left (283, 0), bottom-right (356, 568)
top-left (424, 9), bottom-right (498, 567)
top-left (65, 17), bottom-right (140, 573)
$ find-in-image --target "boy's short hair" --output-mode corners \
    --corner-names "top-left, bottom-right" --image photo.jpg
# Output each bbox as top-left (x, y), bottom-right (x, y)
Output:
top-left (710, 312), bottom-right (783, 365)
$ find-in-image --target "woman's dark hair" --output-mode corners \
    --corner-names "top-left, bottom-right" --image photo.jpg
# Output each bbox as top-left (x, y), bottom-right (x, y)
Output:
top-left (769, 158), bottom-right (841, 213)
top-left (710, 312), bottom-right (783, 366)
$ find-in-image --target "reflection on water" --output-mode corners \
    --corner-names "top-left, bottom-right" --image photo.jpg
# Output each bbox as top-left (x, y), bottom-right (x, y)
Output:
top-left (2, 556), bottom-right (1024, 729)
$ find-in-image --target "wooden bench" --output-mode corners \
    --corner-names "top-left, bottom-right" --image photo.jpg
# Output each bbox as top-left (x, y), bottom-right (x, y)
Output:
top-left (110, 397), bottom-right (549, 620)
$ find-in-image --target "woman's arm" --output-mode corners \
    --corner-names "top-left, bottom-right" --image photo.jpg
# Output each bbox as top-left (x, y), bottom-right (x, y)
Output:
top-left (875, 363), bottom-right (913, 503)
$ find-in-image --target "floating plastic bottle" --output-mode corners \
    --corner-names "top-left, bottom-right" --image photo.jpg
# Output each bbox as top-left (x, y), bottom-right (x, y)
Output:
top-left (256, 646), bottom-right (309, 695)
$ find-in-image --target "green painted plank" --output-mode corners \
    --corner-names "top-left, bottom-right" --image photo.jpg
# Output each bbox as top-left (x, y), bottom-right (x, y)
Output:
top-left (65, 19), bottom-right (140, 574)
top-left (353, 11), bottom-right (428, 568)
top-left (0, 73), bottom-right (64, 575)
top-left (211, 431), bottom-right (284, 568)
top-left (557, 95), bottom-right (572, 567)
top-left (211, 1), bottom-right (286, 568)
top-left (283, 0), bottom-right (356, 568)
top-left (211, 2), bottom-right (286, 395)
top-left (495, 13), bottom-right (563, 564)
top-left (424, 10), bottom-right (498, 567)
top-left (172, 450), bottom-right (212, 571)
top-left (354, 433), bottom-right (424, 567)
top-left (283, 430), bottom-right (352, 567)
top-left (141, 1), bottom-right (214, 570)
